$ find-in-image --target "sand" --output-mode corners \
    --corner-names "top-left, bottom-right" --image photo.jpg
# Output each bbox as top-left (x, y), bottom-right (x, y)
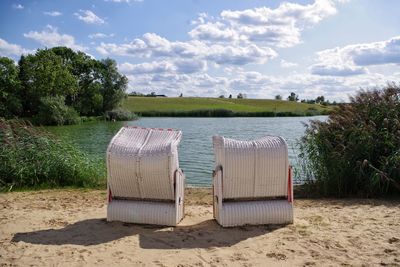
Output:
top-left (1, 188), bottom-right (399, 266)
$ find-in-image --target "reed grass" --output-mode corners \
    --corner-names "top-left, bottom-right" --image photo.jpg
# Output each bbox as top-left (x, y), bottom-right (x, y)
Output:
top-left (298, 84), bottom-right (400, 197)
top-left (0, 118), bottom-right (104, 191)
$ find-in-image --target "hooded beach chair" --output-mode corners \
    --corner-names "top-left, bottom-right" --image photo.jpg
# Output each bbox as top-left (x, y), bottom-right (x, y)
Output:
top-left (106, 126), bottom-right (185, 226)
top-left (212, 135), bottom-right (293, 227)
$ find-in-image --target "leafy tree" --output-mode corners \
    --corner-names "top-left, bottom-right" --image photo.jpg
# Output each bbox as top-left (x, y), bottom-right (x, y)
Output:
top-left (179, 93), bottom-right (183, 97)
top-left (275, 95), bottom-right (282, 100)
top-left (219, 95), bottom-right (225, 98)
top-left (0, 57), bottom-right (22, 117)
top-left (2, 48), bottom-right (129, 125)
top-left (287, 92), bottom-right (299, 102)
top-left (34, 96), bottom-right (80, 125)
top-left (237, 93), bottom-right (243, 99)
top-left (98, 58), bottom-right (128, 112)
top-left (228, 94), bottom-right (232, 98)
top-left (18, 49), bottom-right (78, 115)
top-left (315, 95), bottom-right (325, 104)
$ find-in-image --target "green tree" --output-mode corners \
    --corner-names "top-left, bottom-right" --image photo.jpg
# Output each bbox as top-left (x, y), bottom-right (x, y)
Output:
top-left (287, 92), bottom-right (299, 102)
top-left (315, 95), bottom-right (325, 104)
top-left (18, 49), bottom-right (78, 115)
top-left (275, 95), bottom-right (282, 100)
top-left (50, 47), bottom-right (103, 115)
top-left (0, 57), bottom-right (22, 118)
top-left (98, 58), bottom-right (128, 112)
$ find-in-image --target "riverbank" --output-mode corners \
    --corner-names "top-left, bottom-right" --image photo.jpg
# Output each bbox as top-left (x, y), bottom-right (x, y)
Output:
top-left (1, 188), bottom-right (399, 266)
top-left (122, 97), bottom-right (333, 117)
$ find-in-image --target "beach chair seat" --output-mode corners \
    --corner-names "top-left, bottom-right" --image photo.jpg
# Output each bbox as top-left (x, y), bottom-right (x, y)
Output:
top-left (212, 135), bottom-right (293, 227)
top-left (106, 126), bottom-right (185, 226)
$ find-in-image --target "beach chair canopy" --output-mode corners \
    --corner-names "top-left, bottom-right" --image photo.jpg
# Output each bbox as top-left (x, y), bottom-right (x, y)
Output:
top-left (213, 135), bottom-right (289, 200)
top-left (107, 126), bottom-right (182, 201)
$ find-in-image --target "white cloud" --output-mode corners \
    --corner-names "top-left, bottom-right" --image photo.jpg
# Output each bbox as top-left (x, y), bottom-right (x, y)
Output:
top-left (74, 10), bottom-right (105, 25)
top-left (88, 33), bottom-right (114, 39)
top-left (23, 25), bottom-right (87, 51)
top-left (311, 36), bottom-right (400, 76)
top-left (119, 59), bottom-right (207, 75)
top-left (280, 59), bottom-right (298, 68)
top-left (12, 4), bottom-right (23, 9)
top-left (0, 38), bottom-right (32, 57)
top-left (350, 36), bottom-right (400, 66)
top-left (44, 11), bottom-right (62, 17)
top-left (97, 0), bottom-right (340, 71)
top-left (190, 0), bottom-right (337, 47)
top-left (97, 33), bottom-right (276, 65)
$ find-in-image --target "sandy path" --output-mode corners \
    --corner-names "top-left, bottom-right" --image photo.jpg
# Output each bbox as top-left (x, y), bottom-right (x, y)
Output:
top-left (0, 189), bottom-right (399, 266)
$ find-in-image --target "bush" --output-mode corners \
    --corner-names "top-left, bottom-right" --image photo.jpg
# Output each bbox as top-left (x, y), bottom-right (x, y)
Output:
top-left (34, 96), bottom-right (81, 125)
top-left (299, 84), bottom-right (400, 197)
top-left (104, 108), bottom-right (137, 121)
top-left (0, 118), bottom-right (104, 191)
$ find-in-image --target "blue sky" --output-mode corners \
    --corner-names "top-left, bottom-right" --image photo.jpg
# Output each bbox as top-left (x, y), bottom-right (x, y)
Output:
top-left (1, 0), bottom-right (399, 101)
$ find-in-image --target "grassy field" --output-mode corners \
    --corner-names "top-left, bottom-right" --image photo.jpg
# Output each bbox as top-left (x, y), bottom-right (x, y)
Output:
top-left (122, 97), bottom-right (333, 117)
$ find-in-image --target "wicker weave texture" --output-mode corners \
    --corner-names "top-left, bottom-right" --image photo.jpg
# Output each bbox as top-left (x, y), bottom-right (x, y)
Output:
top-left (107, 126), bottom-right (181, 200)
top-left (106, 126), bottom-right (184, 226)
top-left (213, 135), bottom-right (289, 199)
top-left (218, 200), bottom-right (293, 227)
top-left (213, 135), bottom-right (293, 227)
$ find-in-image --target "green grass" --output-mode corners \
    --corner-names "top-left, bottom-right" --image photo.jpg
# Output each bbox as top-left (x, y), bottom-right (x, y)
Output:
top-left (0, 119), bottom-right (104, 191)
top-left (122, 97), bottom-right (332, 117)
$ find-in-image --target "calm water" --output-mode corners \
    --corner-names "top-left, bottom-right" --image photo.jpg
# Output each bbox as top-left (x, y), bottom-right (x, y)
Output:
top-left (47, 116), bottom-right (327, 186)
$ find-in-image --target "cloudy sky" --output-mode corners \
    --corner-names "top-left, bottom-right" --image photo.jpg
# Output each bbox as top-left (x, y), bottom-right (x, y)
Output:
top-left (1, 0), bottom-right (399, 101)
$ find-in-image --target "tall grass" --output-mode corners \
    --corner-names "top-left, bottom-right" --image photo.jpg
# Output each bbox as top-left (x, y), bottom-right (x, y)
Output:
top-left (299, 84), bottom-right (400, 197)
top-left (0, 118), bottom-right (104, 191)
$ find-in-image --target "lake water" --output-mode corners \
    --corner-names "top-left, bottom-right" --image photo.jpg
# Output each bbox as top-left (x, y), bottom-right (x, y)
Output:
top-left (47, 116), bottom-right (327, 186)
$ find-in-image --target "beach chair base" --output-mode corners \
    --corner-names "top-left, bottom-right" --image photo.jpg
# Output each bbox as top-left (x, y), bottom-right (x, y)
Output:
top-left (107, 200), bottom-right (184, 226)
top-left (216, 200), bottom-right (293, 227)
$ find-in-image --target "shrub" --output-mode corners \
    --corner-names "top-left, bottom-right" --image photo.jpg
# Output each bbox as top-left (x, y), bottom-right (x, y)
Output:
top-left (34, 96), bottom-right (80, 125)
top-left (104, 108), bottom-right (137, 121)
top-left (299, 84), bottom-right (400, 197)
top-left (0, 118), bottom-right (104, 191)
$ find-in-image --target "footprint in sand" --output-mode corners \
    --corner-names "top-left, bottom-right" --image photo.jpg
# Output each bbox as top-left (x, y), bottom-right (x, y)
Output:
top-left (266, 252), bottom-right (287, 261)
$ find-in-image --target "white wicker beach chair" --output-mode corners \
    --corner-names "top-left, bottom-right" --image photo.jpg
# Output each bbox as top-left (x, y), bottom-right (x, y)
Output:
top-left (212, 135), bottom-right (293, 227)
top-left (106, 126), bottom-right (185, 226)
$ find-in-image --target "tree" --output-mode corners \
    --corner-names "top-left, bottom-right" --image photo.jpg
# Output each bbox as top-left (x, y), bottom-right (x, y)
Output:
top-left (98, 58), bottom-right (128, 112)
top-left (237, 93), bottom-right (243, 99)
top-left (229, 94), bottom-right (232, 98)
top-left (18, 49), bottom-right (78, 115)
top-left (179, 93), bottom-right (183, 97)
top-left (287, 92), bottom-right (299, 102)
top-left (219, 95), bottom-right (225, 98)
top-left (50, 47), bottom-right (102, 115)
top-left (315, 95), bottom-right (325, 104)
top-left (0, 57), bottom-right (22, 118)
top-left (275, 95), bottom-right (282, 100)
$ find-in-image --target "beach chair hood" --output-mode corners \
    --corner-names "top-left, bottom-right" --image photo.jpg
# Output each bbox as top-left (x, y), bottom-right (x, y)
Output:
top-left (107, 126), bottom-right (182, 201)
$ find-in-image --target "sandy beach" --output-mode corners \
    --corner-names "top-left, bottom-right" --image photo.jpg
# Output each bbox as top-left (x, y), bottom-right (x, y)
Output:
top-left (1, 188), bottom-right (399, 266)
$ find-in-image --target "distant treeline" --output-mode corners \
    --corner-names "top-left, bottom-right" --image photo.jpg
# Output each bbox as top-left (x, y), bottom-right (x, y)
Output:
top-left (136, 108), bottom-right (330, 117)
top-left (0, 47), bottom-right (134, 125)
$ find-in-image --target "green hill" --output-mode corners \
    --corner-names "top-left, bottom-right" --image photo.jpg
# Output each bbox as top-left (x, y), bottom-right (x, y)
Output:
top-left (122, 97), bottom-right (333, 117)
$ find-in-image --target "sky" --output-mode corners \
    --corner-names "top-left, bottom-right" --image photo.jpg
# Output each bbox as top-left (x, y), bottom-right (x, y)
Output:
top-left (0, 0), bottom-right (399, 101)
